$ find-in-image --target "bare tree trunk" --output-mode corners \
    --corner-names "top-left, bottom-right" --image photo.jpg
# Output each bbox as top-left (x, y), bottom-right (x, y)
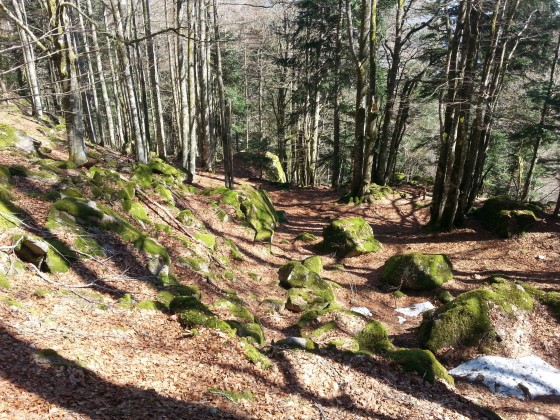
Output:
top-left (45, 0), bottom-right (87, 165)
top-left (521, 31), bottom-right (560, 202)
top-left (143, 0), bottom-right (166, 158)
top-left (87, 0), bottom-right (116, 148)
top-left (109, 0), bottom-right (147, 163)
top-left (11, 0), bottom-right (42, 117)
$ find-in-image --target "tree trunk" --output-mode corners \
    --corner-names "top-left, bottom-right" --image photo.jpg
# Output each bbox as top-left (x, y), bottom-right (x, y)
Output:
top-left (11, 0), bottom-right (42, 118)
top-left (109, 0), bottom-right (147, 163)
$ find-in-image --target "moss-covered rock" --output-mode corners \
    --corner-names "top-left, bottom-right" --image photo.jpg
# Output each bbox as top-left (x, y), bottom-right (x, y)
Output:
top-left (241, 338), bottom-right (271, 368)
top-left (419, 278), bottom-right (534, 355)
top-left (51, 197), bottom-right (170, 264)
top-left (137, 300), bottom-right (166, 311)
top-left (0, 186), bottom-right (20, 228)
top-left (521, 283), bottom-right (560, 321)
top-left (276, 337), bottom-right (316, 350)
top-left (132, 163), bottom-right (153, 188)
top-left (227, 321), bottom-right (265, 345)
top-left (388, 348), bottom-right (453, 385)
top-left (278, 261), bottom-right (321, 289)
top-left (295, 232), bottom-right (318, 243)
top-left (0, 123), bottom-right (17, 150)
top-left (0, 273), bottom-right (10, 290)
top-left (235, 151), bottom-right (287, 184)
top-left (302, 256), bottom-right (323, 274)
top-left (286, 279), bottom-right (335, 313)
top-left (381, 253), bottom-right (453, 291)
top-left (149, 158), bottom-right (182, 178)
top-left (317, 217), bottom-right (382, 257)
top-left (0, 165), bottom-right (11, 183)
top-left (155, 184), bottom-right (174, 205)
top-left (194, 232), bottom-right (217, 251)
top-left (14, 235), bottom-right (74, 273)
top-left (223, 238), bottom-right (243, 261)
top-left (239, 187), bottom-right (279, 242)
top-left (173, 296), bottom-right (235, 336)
top-left (475, 197), bottom-right (540, 238)
top-left (128, 201), bottom-right (151, 225)
top-left (356, 321), bottom-right (394, 354)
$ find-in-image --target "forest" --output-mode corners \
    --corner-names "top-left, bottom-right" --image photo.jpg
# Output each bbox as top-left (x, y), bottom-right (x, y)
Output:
top-left (0, 0), bottom-right (559, 419)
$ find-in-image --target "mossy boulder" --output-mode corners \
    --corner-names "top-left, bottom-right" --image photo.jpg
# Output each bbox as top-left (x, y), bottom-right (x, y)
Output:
top-left (295, 232), bottom-right (318, 243)
top-left (0, 165), bottom-right (11, 183)
top-left (128, 202), bottom-right (151, 225)
top-left (475, 197), bottom-right (540, 238)
top-left (419, 278), bottom-right (534, 355)
top-left (356, 321), bottom-right (394, 354)
top-left (51, 197), bottom-right (169, 264)
top-left (227, 321), bottom-right (265, 345)
top-left (14, 235), bottom-right (74, 273)
top-left (278, 261), bottom-right (320, 289)
top-left (235, 151), bottom-right (287, 184)
top-left (276, 337), bottom-right (316, 350)
top-left (381, 253), bottom-right (453, 291)
top-left (388, 349), bottom-right (453, 385)
top-left (239, 187), bottom-right (280, 242)
top-left (0, 123), bottom-right (17, 150)
top-left (193, 232), bottom-right (217, 251)
top-left (286, 279), bottom-right (335, 313)
top-left (302, 256), bottom-right (323, 274)
top-left (521, 283), bottom-right (560, 321)
top-left (317, 217), bottom-right (382, 257)
top-left (172, 296), bottom-right (235, 336)
top-left (149, 158), bottom-right (182, 178)
top-left (0, 187), bottom-right (20, 228)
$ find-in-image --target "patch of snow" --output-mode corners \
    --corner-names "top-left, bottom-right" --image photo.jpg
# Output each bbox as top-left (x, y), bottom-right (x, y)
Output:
top-left (397, 316), bottom-right (407, 324)
top-left (350, 307), bottom-right (372, 317)
top-left (395, 301), bottom-right (435, 318)
top-left (449, 355), bottom-right (560, 400)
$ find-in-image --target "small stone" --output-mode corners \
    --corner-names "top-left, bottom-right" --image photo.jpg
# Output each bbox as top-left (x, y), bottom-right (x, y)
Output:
top-left (350, 307), bottom-right (372, 317)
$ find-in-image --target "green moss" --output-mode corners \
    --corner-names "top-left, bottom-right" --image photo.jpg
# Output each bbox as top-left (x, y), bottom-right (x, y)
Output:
top-left (227, 321), bottom-right (265, 345)
top-left (381, 253), bottom-right (453, 291)
top-left (242, 338), bottom-right (271, 368)
top-left (302, 256), bottom-right (323, 274)
top-left (0, 273), bottom-right (10, 290)
top-left (176, 209), bottom-right (203, 228)
top-left (0, 123), bottom-right (17, 150)
top-left (214, 298), bottom-right (255, 322)
top-left (475, 197), bottom-right (540, 238)
top-left (117, 293), bottom-right (135, 309)
top-left (224, 238), bottom-right (243, 261)
top-left (295, 232), bottom-right (318, 243)
top-left (0, 189), bottom-right (20, 228)
top-left (128, 202), bottom-right (151, 225)
top-left (420, 278), bottom-right (534, 354)
top-left (521, 283), bottom-right (560, 320)
top-left (0, 165), bottom-right (11, 183)
top-left (33, 289), bottom-right (51, 297)
top-left (194, 232), bottom-right (217, 250)
top-left (260, 298), bottom-right (285, 312)
top-left (276, 337), bottom-right (317, 350)
top-left (356, 321), bottom-right (394, 354)
top-left (137, 300), bottom-right (165, 311)
top-left (149, 159), bottom-right (182, 178)
top-left (208, 388), bottom-right (255, 403)
top-left (388, 348), bottom-right (453, 384)
top-left (44, 238), bottom-right (74, 273)
top-left (307, 320), bottom-right (338, 339)
top-left (239, 187), bottom-right (280, 242)
top-left (155, 184), bottom-right (174, 205)
top-left (132, 164), bottom-right (153, 188)
top-left (278, 261), bottom-right (321, 289)
top-left (393, 290), bottom-right (406, 299)
top-left (317, 217), bottom-right (382, 257)
top-left (286, 281), bottom-right (335, 313)
top-left (438, 290), bottom-right (454, 304)
top-left (179, 256), bottom-right (209, 273)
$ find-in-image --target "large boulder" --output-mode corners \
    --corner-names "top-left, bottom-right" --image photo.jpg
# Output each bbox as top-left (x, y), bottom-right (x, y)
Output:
top-left (14, 235), bottom-right (73, 273)
top-left (381, 253), bottom-right (453, 291)
top-left (285, 279), bottom-right (335, 313)
top-left (279, 261), bottom-right (320, 289)
top-left (419, 278), bottom-right (534, 358)
top-left (317, 217), bottom-right (382, 257)
top-left (235, 151), bottom-right (287, 184)
top-left (388, 349), bottom-right (453, 385)
top-left (475, 197), bottom-right (540, 238)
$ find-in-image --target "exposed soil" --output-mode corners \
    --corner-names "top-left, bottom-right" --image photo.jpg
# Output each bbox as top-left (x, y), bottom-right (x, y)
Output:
top-left (1, 106), bottom-right (559, 419)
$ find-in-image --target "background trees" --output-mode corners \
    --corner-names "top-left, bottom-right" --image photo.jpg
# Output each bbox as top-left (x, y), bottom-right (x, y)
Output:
top-left (0, 0), bottom-right (558, 227)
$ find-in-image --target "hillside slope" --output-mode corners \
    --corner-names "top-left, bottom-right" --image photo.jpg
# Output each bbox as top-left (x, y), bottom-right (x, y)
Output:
top-left (1, 105), bottom-right (559, 419)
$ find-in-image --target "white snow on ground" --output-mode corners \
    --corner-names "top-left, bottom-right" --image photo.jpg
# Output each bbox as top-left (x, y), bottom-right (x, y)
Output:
top-left (395, 301), bottom-right (435, 318)
top-left (449, 355), bottom-right (560, 400)
top-left (350, 307), bottom-right (373, 317)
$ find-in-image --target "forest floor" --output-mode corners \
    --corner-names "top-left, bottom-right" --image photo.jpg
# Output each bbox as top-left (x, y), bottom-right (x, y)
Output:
top-left (1, 104), bottom-right (559, 419)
